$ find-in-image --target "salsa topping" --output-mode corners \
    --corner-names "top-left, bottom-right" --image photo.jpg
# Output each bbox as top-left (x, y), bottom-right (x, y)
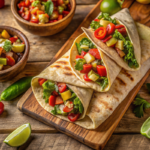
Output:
top-left (38, 79), bottom-right (84, 122)
top-left (0, 30), bottom-right (25, 71)
top-left (75, 37), bottom-right (108, 91)
top-left (90, 13), bottom-right (139, 68)
top-left (17, 0), bottom-right (71, 24)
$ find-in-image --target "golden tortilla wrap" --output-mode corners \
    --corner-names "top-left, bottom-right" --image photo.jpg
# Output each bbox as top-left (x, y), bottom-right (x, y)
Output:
top-left (82, 8), bottom-right (141, 71)
top-left (69, 33), bottom-right (121, 92)
top-left (31, 51), bottom-right (93, 121)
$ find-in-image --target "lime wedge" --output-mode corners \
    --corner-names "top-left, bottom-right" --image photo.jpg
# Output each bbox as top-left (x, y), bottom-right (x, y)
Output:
top-left (12, 43), bottom-right (25, 53)
top-left (4, 123), bottom-right (31, 147)
top-left (141, 117), bottom-right (150, 138)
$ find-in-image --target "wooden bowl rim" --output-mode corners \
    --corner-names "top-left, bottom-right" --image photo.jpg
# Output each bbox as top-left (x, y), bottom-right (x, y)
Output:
top-left (0, 26), bottom-right (29, 74)
top-left (11, 0), bottom-right (76, 27)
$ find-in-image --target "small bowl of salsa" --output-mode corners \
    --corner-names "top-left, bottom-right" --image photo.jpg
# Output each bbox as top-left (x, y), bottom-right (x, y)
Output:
top-left (0, 26), bottom-right (29, 82)
top-left (11, 0), bottom-right (76, 36)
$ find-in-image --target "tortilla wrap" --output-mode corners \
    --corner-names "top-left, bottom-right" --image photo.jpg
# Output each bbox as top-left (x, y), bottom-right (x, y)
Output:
top-left (69, 33), bottom-right (121, 92)
top-left (82, 8), bottom-right (141, 71)
top-left (31, 51), bottom-right (93, 121)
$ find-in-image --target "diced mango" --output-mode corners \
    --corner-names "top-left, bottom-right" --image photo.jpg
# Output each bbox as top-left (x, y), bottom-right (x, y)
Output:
top-left (115, 40), bottom-right (124, 50)
top-left (106, 38), bottom-right (118, 47)
top-left (84, 53), bottom-right (95, 64)
top-left (1, 30), bottom-right (10, 39)
top-left (0, 64), bottom-right (3, 70)
top-left (80, 45), bottom-right (89, 50)
top-left (60, 90), bottom-right (72, 101)
top-left (100, 19), bottom-right (111, 28)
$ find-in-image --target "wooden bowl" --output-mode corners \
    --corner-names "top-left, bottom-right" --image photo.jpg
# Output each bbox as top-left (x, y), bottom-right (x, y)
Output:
top-left (0, 26), bottom-right (29, 82)
top-left (11, 0), bottom-right (76, 36)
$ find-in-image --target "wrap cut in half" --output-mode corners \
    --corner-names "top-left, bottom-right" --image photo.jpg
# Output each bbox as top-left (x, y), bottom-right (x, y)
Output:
top-left (82, 8), bottom-right (141, 71)
top-left (31, 51), bottom-right (93, 122)
top-left (69, 33), bottom-right (121, 92)
top-left (74, 23), bottom-right (150, 129)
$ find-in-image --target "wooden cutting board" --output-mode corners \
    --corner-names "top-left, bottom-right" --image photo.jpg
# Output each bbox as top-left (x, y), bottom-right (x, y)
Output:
top-left (17, 0), bottom-right (150, 149)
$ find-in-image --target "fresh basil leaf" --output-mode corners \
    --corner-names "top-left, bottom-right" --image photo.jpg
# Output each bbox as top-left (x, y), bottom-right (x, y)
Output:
top-left (75, 58), bottom-right (86, 71)
top-left (3, 40), bottom-right (12, 52)
top-left (44, 0), bottom-right (54, 16)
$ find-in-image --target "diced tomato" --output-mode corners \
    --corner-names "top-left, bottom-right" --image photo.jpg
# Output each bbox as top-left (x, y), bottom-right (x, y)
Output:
top-left (25, 0), bottom-right (31, 7)
top-left (9, 37), bottom-right (18, 44)
top-left (117, 28), bottom-right (127, 35)
top-left (57, 0), bottom-right (64, 5)
top-left (6, 56), bottom-right (15, 66)
top-left (31, 7), bottom-right (39, 15)
top-left (57, 82), bottom-right (67, 93)
top-left (21, 12), bottom-right (25, 18)
top-left (101, 35), bottom-right (112, 43)
top-left (18, 1), bottom-right (26, 8)
top-left (63, 101), bottom-right (73, 112)
top-left (30, 15), bottom-right (39, 23)
top-left (62, 11), bottom-right (69, 17)
top-left (55, 96), bottom-right (64, 105)
top-left (38, 78), bottom-right (47, 86)
top-left (68, 113), bottom-right (80, 122)
top-left (58, 15), bottom-right (63, 20)
top-left (0, 102), bottom-right (4, 115)
top-left (97, 65), bottom-right (107, 77)
top-left (29, 5), bottom-right (34, 11)
top-left (80, 64), bottom-right (92, 74)
top-left (83, 74), bottom-right (92, 81)
top-left (23, 10), bottom-right (31, 21)
top-left (94, 19), bottom-right (100, 22)
top-left (37, 10), bottom-right (45, 15)
top-left (115, 24), bottom-right (125, 29)
top-left (18, 7), bottom-right (25, 15)
top-left (88, 49), bottom-right (101, 60)
top-left (94, 27), bottom-right (107, 40)
top-left (106, 23), bottom-right (115, 35)
top-left (52, 91), bottom-right (59, 96)
top-left (49, 95), bottom-right (56, 107)
top-left (76, 55), bottom-right (84, 59)
top-left (81, 51), bottom-right (87, 57)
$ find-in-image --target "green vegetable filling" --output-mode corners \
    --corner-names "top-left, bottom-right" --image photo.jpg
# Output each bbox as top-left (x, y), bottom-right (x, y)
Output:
top-left (3, 40), bottom-right (12, 52)
top-left (90, 20), bottom-right (102, 30)
top-left (75, 58), bottom-right (86, 71)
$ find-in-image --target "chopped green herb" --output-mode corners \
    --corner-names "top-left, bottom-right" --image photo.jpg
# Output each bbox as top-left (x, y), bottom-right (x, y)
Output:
top-left (32, 0), bottom-right (40, 7)
top-left (75, 43), bottom-right (82, 55)
top-left (3, 40), bottom-right (12, 52)
top-left (75, 58), bottom-right (86, 71)
top-left (90, 20), bottom-right (102, 30)
top-left (96, 77), bottom-right (108, 90)
top-left (80, 38), bottom-right (96, 49)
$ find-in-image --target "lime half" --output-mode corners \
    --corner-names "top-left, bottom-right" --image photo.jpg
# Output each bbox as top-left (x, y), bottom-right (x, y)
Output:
top-left (4, 123), bottom-right (31, 147)
top-left (141, 117), bottom-right (150, 138)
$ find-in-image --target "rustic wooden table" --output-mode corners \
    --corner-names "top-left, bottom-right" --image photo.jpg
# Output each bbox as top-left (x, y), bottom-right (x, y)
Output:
top-left (1, 0), bottom-right (150, 149)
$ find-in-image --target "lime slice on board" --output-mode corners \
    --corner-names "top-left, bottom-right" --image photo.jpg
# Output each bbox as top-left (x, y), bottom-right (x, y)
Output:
top-left (4, 123), bottom-right (31, 147)
top-left (141, 117), bottom-right (150, 138)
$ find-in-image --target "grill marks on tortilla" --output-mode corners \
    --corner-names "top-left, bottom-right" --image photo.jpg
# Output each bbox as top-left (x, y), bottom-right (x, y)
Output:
top-left (116, 77), bottom-right (126, 86)
top-left (64, 66), bottom-right (71, 71)
top-left (52, 65), bottom-right (61, 68)
top-left (56, 61), bottom-right (68, 65)
top-left (121, 69), bottom-right (134, 81)
top-left (62, 56), bottom-right (69, 58)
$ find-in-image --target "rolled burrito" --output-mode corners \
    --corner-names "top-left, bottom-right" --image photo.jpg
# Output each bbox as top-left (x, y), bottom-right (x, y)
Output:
top-left (82, 8), bottom-right (141, 71)
top-left (69, 33), bottom-right (121, 92)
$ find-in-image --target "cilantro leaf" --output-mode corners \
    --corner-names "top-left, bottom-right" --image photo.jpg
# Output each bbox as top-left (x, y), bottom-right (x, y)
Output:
top-left (98, 13), bottom-right (117, 24)
top-left (3, 40), bottom-right (12, 52)
top-left (90, 20), bottom-right (101, 30)
top-left (80, 38), bottom-right (96, 49)
top-left (96, 77), bottom-right (108, 90)
top-left (44, 0), bottom-right (54, 16)
top-left (73, 97), bottom-right (83, 114)
top-left (75, 43), bottom-right (82, 55)
top-left (75, 58), bottom-right (86, 71)
top-left (51, 105), bottom-right (57, 115)
top-left (133, 94), bottom-right (150, 118)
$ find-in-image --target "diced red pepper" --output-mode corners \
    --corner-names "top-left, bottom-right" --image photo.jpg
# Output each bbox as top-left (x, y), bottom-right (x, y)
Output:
top-left (62, 11), bottom-right (69, 17)
top-left (6, 56), bottom-right (15, 66)
top-left (94, 27), bottom-right (107, 40)
top-left (81, 51), bottom-right (87, 57)
top-left (25, 0), bottom-right (31, 7)
top-left (55, 96), bottom-right (64, 105)
top-left (0, 0), bottom-right (4, 8)
top-left (117, 28), bottom-right (127, 35)
top-left (38, 78), bottom-right (47, 86)
top-left (23, 10), bottom-right (31, 21)
top-left (97, 65), bottom-right (107, 77)
top-left (18, 7), bottom-right (25, 15)
top-left (57, 82), bottom-right (67, 93)
top-left (80, 64), bottom-right (92, 74)
top-left (83, 74), bottom-right (92, 81)
top-left (0, 102), bottom-right (4, 115)
top-left (52, 91), bottom-right (59, 96)
top-left (9, 37), bottom-right (18, 44)
top-left (88, 49), bottom-right (101, 60)
top-left (30, 15), bottom-right (39, 23)
top-left (115, 24), bottom-right (125, 29)
top-left (63, 101), bottom-right (73, 112)
top-left (76, 55), bottom-right (84, 59)
top-left (49, 95), bottom-right (56, 107)
top-left (68, 113), bottom-right (80, 122)
top-left (94, 19), bottom-right (100, 22)
top-left (110, 44), bottom-right (115, 48)
top-left (37, 10), bottom-right (45, 15)
top-left (106, 23), bottom-right (115, 35)
top-left (31, 7), bottom-right (39, 15)
top-left (29, 5), bottom-right (34, 11)
top-left (18, 1), bottom-right (26, 8)
top-left (101, 35), bottom-right (112, 43)
top-left (58, 15), bottom-right (63, 20)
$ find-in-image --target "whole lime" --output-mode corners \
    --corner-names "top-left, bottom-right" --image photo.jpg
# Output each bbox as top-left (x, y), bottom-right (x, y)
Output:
top-left (100, 0), bottom-right (122, 15)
